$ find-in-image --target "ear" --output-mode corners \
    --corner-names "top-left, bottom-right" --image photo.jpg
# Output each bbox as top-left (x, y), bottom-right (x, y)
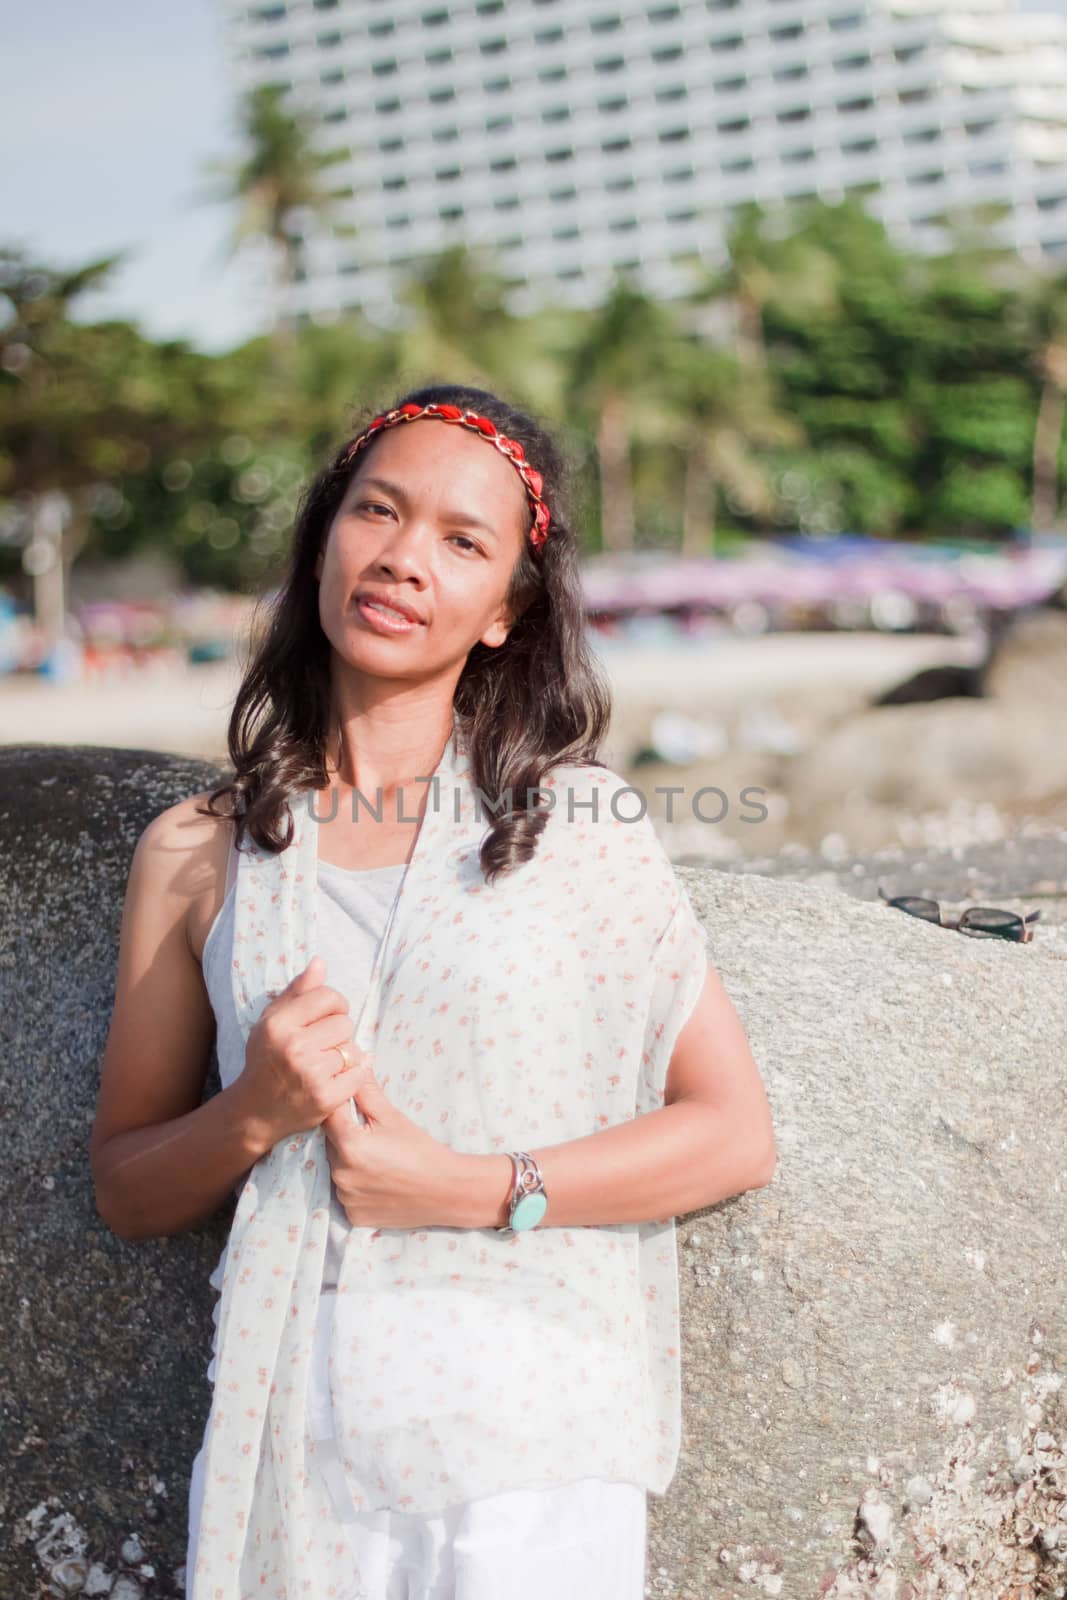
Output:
top-left (480, 602), bottom-right (514, 651)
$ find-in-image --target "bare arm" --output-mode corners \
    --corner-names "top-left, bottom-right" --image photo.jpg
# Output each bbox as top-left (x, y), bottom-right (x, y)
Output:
top-left (89, 796), bottom-right (270, 1243)
top-left (328, 959), bottom-right (776, 1231)
top-left (446, 959), bottom-right (776, 1228)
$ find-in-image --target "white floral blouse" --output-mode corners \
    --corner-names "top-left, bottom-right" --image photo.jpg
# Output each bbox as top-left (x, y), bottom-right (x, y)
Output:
top-left (190, 721), bottom-right (708, 1600)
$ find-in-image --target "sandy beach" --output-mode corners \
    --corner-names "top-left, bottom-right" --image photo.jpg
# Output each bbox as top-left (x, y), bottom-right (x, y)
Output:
top-left (0, 629), bottom-right (982, 765)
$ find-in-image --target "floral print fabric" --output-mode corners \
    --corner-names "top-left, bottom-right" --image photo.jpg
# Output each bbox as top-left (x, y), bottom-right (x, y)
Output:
top-left (190, 725), bottom-right (708, 1600)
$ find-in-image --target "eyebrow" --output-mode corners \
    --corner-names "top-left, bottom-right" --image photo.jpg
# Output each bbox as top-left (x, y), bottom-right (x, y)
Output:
top-left (353, 475), bottom-right (501, 540)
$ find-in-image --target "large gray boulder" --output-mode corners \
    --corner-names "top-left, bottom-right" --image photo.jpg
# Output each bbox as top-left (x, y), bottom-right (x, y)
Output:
top-left (1, 746), bottom-right (229, 1600)
top-left (2, 746), bottom-right (1064, 1599)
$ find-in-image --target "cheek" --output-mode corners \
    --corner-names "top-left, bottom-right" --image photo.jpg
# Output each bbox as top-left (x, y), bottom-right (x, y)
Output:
top-left (317, 556), bottom-right (349, 637)
top-left (317, 536), bottom-right (353, 599)
top-left (436, 569), bottom-right (499, 622)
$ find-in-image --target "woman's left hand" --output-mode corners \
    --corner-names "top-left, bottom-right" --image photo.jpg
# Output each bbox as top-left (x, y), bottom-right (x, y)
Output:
top-left (321, 1062), bottom-right (464, 1231)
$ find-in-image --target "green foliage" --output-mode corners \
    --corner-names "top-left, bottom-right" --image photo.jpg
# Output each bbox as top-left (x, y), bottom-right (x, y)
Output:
top-left (762, 444), bottom-right (917, 536)
top-left (920, 379), bottom-right (1035, 461)
top-left (4, 189), bottom-right (1067, 583)
top-left (929, 462), bottom-right (1031, 531)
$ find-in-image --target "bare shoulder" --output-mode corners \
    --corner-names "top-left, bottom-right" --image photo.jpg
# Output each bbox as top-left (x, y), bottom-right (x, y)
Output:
top-left (140, 786), bottom-right (233, 847)
top-left (134, 787), bottom-right (236, 966)
top-left (90, 788), bottom-right (235, 1177)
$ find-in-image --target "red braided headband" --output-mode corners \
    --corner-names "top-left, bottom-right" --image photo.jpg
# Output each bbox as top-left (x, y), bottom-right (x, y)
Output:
top-left (340, 402), bottom-right (553, 554)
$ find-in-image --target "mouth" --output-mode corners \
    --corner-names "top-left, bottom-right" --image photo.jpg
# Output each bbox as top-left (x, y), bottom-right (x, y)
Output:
top-left (353, 594), bottom-right (424, 634)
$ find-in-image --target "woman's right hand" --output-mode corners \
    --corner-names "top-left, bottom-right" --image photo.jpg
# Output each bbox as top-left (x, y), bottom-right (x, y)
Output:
top-left (234, 955), bottom-right (372, 1152)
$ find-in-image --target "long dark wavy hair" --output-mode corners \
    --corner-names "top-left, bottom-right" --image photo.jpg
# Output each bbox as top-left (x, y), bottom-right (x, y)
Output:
top-left (197, 380), bottom-right (613, 883)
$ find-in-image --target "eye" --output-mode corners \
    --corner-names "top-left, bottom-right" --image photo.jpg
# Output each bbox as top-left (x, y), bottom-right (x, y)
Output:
top-left (353, 502), bottom-right (482, 553)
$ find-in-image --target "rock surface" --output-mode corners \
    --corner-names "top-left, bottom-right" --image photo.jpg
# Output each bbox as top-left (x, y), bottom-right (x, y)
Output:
top-left (2, 746), bottom-right (1064, 1599)
top-left (0, 746), bottom-right (230, 1600)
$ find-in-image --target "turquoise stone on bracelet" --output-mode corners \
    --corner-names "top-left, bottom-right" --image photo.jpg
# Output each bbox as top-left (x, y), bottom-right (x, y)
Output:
top-left (512, 1190), bottom-right (547, 1230)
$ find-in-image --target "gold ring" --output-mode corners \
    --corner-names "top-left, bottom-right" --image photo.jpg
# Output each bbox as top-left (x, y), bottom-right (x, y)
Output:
top-left (330, 1043), bottom-right (351, 1076)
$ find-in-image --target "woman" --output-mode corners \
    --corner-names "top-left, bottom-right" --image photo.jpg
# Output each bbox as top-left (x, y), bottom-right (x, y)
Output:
top-left (90, 382), bottom-right (776, 1600)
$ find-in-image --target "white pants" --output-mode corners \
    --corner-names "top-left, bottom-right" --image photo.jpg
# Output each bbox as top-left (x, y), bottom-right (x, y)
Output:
top-left (187, 1435), bottom-right (646, 1600)
top-left (188, 1286), bottom-right (647, 1599)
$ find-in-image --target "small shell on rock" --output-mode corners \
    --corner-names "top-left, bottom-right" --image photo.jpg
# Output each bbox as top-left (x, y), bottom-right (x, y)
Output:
top-left (48, 1557), bottom-right (89, 1597)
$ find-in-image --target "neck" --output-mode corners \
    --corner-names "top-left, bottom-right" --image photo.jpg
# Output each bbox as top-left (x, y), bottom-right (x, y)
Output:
top-left (326, 707), bottom-right (457, 798)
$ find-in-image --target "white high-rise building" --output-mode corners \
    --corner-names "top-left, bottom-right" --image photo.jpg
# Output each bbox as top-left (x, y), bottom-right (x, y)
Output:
top-left (221, 0), bottom-right (1067, 327)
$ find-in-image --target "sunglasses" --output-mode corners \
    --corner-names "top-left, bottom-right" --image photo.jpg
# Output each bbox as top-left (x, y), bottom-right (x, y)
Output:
top-left (878, 886), bottom-right (1040, 942)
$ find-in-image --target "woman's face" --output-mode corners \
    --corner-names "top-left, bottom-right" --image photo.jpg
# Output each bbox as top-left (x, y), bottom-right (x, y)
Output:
top-left (314, 419), bottom-right (530, 682)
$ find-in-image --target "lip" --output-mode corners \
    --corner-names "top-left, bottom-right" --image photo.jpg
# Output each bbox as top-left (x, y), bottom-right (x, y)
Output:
top-left (353, 592), bottom-right (425, 633)
top-left (354, 591), bottom-right (424, 624)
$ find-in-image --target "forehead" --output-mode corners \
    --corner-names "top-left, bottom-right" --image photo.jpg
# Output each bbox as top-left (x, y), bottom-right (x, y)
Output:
top-left (349, 419), bottom-right (529, 519)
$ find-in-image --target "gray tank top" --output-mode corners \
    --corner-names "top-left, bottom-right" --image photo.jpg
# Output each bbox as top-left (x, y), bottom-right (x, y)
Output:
top-left (202, 829), bottom-right (406, 1291)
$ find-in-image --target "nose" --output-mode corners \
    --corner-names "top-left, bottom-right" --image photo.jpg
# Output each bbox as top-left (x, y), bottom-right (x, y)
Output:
top-left (371, 520), bottom-right (431, 583)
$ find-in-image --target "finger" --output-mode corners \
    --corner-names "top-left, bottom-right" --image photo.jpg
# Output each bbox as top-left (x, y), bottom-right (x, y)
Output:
top-left (322, 1095), bottom-right (365, 1147)
top-left (321, 1094), bottom-right (358, 1145)
top-left (285, 954), bottom-right (327, 992)
top-left (338, 1062), bottom-right (375, 1103)
top-left (351, 1070), bottom-right (391, 1126)
top-left (305, 1020), bottom-right (371, 1074)
top-left (322, 1062), bottom-right (375, 1129)
top-left (280, 984), bottom-right (354, 1032)
top-left (265, 957), bottom-right (329, 1007)
top-left (268, 957), bottom-right (350, 1026)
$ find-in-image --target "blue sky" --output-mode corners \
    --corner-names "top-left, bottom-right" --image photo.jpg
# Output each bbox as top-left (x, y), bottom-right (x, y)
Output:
top-left (2, 0), bottom-right (261, 353)
top-left (4, 0), bottom-right (1067, 356)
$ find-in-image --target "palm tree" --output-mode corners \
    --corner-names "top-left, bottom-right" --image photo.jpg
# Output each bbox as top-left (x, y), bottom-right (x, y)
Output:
top-left (0, 247), bottom-right (127, 648)
top-left (392, 243), bottom-right (555, 412)
top-left (662, 341), bottom-right (806, 556)
top-left (562, 273), bottom-right (680, 552)
top-left (1013, 266), bottom-right (1067, 533)
top-left (201, 83), bottom-right (346, 354)
top-left (691, 200), bottom-right (840, 375)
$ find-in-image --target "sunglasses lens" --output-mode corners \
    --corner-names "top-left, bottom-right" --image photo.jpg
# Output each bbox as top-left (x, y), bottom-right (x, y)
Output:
top-left (894, 897), bottom-right (941, 922)
top-left (960, 908), bottom-right (1019, 934)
